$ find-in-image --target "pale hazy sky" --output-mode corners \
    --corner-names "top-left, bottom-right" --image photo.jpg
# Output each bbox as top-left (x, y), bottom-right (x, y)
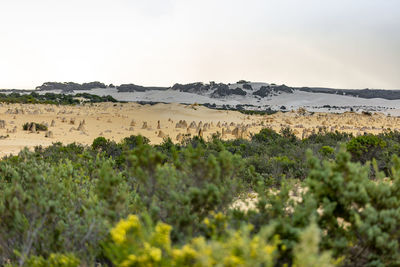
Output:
top-left (0, 0), bottom-right (399, 89)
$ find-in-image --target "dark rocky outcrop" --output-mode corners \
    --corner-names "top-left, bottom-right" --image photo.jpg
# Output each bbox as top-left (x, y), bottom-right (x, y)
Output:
top-left (117, 84), bottom-right (168, 92)
top-left (298, 87), bottom-right (400, 100)
top-left (253, 85), bottom-right (294, 97)
top-left (33, 81), bottom-right (400, 101)
top-left (242, 84), bottom-right (253, 90)
top-left (210, 84), bottom-right (229, 97)
top-left (253, 86), bottom-right (273, 97)
top-left (237, 80), bottom-right (251, 84)
top-left (274, 84), bottom-right (294, 94)
top-left (171, 83), bottom-right (211, 93)
top-left (117, 84), bottom-right (146, 92)
top-left (231, 88), bottom-right (247, 96)
top-left (211, 86), bottom-right (246, 97)
top-left (36, 81), bottom-right (107, 91)
top-left (172, 82), bottom-right (246, 97)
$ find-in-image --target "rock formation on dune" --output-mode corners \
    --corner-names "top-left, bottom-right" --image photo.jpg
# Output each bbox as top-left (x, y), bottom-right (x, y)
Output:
top-left (5, 108), bottom-right (24, 115)
top-left (158, 130), bottom-right (166, 138)
top-left (189, 121), bottom-right (197, 129)
top-left (45, 131), bottom-right (54, 138)
top-left (176, 133), bottom-right (183, 142)
top-left (77, 120), bottom-right (85, 131)
top-left (30, 123), bottom-right (36, 133)
top-left (117, 83), bottom-right (167, 92)
top-left (142, 122), bottom-right (148, 129)
top-left (232, 127), bottom-right (240, 137)
top-left (209, 83), bottom-right (247, 97)
top-left (231, 126), bottom-right (249, 139)
top-left (7, 126), bottom-right (17, 133)
top-left (175, 120), bottom-right (188, 129)
top-left (302, 129), bottom-right (307, 139)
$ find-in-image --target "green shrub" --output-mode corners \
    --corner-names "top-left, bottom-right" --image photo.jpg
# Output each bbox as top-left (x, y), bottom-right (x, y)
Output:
top-left (91, 136), bottom-right (109, 151)
top-left (22, 122), bottom-right (48, 131)
top-left (251, 128), bottom-right (281, 143)
top-left (319, 145), bottom-right (334, 156)
top-left (346, 135), bottom-right (386, 163)
top-left (125, 143), bottom-right (254, 241)
top-left (306, 148), bottom-right (400, 266)
top-left (0, 150), bottom-right (129, 265)
top-left (2, 129), bottom-right (400, 266)
top-left (0, 92), bottom-right (117, 105)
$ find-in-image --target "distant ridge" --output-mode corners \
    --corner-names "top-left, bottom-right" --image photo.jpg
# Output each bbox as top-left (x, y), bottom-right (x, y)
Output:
top-left (297, 87), bottom-right (400, 100)
top-left (33, 81), bottom-right (400, 100)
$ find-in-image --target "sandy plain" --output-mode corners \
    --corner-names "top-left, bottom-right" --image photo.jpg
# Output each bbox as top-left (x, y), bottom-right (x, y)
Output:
top-left (0, 102), bottom-right (399, 158)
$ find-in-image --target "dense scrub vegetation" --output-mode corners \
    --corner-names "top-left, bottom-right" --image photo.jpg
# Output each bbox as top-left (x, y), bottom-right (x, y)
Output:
top-left (35, 81), bottom-right (107, 91)
top-left (1, 129), bottom-right (400, 266)
top-left (0, 92), bottom-right (117, 105)
top-left (298, 87), bottom-right (400, 100)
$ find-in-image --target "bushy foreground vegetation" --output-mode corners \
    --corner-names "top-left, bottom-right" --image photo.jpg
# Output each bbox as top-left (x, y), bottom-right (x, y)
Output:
top-left (1, 129), bottom-right (400, 266)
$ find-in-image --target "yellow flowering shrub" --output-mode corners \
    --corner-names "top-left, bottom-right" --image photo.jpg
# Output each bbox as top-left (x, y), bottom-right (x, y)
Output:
top-left (106, 215), bottom-right (336, 267)
top-left (202, 212), bottom-right (228, 238)
top-left (18, 253), bottom-right (80, 267)
top-left (105, 215), bottom-right (172, 266)
top-left (110, 214), bottom-right (142, 244)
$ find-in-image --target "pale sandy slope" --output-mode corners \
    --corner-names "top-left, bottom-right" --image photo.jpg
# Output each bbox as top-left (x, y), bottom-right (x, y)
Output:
top-left (0, 102), bottom-right (399, 157)
top-left (56, 88), bottom-right (400, 115)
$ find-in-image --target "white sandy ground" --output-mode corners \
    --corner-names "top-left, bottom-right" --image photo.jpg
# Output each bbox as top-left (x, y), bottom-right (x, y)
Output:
top-left (0, 102), bottom-right (399, 158)
top-left (41, 87), bottom-right (400, 116)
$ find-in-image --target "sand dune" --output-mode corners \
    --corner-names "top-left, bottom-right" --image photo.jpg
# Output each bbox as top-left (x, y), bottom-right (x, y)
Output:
top-left (0, 102), bottom-right (398, 157)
